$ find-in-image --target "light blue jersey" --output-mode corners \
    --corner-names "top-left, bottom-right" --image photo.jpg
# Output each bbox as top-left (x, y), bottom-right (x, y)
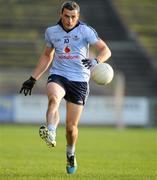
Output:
top-left (45, 21), bottom-right (99, 82)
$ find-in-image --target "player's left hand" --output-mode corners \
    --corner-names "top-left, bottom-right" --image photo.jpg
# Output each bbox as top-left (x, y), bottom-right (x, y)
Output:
top-left (20, 76), bottom-right (36, 96)
top-left (81, 59), bottom-right (98, 69)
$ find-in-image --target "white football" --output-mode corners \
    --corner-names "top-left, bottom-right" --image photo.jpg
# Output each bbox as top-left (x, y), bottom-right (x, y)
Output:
top-left (91, 63), bottom-right (114, 85)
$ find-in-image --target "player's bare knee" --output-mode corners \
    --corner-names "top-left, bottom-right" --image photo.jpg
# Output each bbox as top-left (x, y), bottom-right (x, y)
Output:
top-left (66, 124), bottom-right (78, 135)
top-left (48, 95), bottom-right (60, 107)
top-left (47, 95), bottom-right (60, 113)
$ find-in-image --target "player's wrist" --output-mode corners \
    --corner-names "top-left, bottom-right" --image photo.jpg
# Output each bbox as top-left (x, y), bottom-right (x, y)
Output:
top-left (81, 58), bottom-right (99, 69)
top-left (91, 58), bottom-right (99, 67)
top-left (30, 76), bottom-right (36, 83)
top-left (95, 58), bottom-right (99, 63)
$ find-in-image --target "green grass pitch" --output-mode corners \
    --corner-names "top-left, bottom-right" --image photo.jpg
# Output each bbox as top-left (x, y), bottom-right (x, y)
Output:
top-left (0, 125), bottom-right (156, 180)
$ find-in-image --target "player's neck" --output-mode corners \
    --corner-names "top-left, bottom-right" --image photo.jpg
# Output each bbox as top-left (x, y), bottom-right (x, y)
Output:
top-left (58, 19), bottom-right (80, 33)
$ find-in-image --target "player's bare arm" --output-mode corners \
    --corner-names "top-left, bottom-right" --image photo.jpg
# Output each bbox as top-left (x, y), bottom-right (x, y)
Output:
top-left (20, 46), bottom-right (54, 96)
top-left (82, 39), bottom-right (111, 69)
top-left (32, 46), bottom-right (55, 80)
top-left (94, 39), bottom-right (111, 63)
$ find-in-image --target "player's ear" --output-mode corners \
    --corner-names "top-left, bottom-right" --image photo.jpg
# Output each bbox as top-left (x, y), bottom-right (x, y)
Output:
top-left (76, 13), bottom-right (80, 21)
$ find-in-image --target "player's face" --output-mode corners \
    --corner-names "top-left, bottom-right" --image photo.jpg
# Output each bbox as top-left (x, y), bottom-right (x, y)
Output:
top-left (60, 8), bottom-right (79, 31)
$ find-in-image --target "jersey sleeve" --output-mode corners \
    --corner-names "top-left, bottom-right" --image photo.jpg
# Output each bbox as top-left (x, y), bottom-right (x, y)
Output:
top-left (45, 28), bottom-right (54, 48)
top-left (84, 26), bottom-right (100, 45)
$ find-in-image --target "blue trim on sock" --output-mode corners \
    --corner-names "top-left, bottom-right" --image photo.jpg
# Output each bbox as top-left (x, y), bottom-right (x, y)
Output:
top-left (47, 124), bottom-right (56, 132)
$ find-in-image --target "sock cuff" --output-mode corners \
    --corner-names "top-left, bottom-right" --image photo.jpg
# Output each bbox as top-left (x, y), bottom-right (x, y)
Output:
top-left (47, 124), bottom-right (56, 132)
top-left (66, 145), bottom-right (75, 156)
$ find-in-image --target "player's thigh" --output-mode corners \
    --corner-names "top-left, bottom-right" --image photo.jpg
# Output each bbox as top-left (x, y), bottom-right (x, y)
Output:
top-left (66, 102), bottom-right (84, 127)
top-left (47, 82), bottom-right (65, 103)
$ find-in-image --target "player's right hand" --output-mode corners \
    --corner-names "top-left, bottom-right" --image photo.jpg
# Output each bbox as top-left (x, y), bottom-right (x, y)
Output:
top-left (20, 76), bottom-right (36, 96)
top-left (81, 58), bottom-right (98, 69)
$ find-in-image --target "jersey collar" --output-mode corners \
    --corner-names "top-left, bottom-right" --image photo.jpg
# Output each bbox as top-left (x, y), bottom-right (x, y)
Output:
top-left (58, 19), bottom-right (80, 33)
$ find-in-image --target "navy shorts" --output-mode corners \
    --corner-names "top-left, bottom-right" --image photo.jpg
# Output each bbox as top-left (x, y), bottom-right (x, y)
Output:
top-left (47, 74), bottom-right (89, 105)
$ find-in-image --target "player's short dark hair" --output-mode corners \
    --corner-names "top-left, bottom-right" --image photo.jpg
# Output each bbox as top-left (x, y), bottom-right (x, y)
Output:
top-left (61, 1), bottom-right (80, 13)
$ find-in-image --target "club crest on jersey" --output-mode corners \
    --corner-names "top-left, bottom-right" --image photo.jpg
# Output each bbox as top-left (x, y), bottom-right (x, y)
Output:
top-left (73, 35), bottom-right (79, 41)
top-left (64, 46), bottom-right (71, 53)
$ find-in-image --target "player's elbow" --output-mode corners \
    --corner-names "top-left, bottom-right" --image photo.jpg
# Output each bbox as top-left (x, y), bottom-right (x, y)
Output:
top-left (104, 46), bottom-right (111, 60)
top-left (107, 48), bottom-right (112, 58)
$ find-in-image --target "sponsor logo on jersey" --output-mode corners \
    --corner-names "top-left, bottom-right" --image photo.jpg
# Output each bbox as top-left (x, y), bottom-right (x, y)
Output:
top-left (60, 45), bottom-right (79, 59)
top-left (64, 46), bottom-right (71, 53)
top-left (58, 55), bottom-right (79, 60)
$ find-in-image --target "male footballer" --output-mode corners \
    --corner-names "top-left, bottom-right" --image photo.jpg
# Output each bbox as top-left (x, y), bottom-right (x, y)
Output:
top-left (20, 1), bottom-right (111, 174)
